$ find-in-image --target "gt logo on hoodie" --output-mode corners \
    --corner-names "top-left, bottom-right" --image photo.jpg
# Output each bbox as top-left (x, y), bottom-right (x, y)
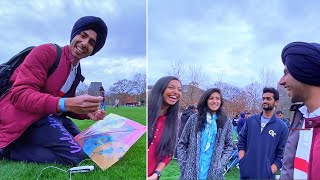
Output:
top-left (269, 130), bottom-right (276, 137)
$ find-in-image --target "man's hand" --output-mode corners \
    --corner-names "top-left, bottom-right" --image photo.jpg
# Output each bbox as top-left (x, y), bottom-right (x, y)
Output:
top-left (147, 173), bottom-right (158, 180)
top-left (238, 150), bottom-right (245, 160)
top-left (271, 164), bottom-right (278, 174)
top-left (88, 109), bottom-right (106, 121)
top-left (64, 94), bottom-right (103, 114)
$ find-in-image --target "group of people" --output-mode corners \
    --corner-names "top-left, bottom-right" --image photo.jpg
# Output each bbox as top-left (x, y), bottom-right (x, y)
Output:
top-left (232, 112), bottom-right (251, 140)
top-left (148, 41), bottom-right (320, 180)
top-left (148, 76), bottom-right (233, 179)
top-left (233, 110), bottom-right (290, 141)
top-left (276, 110), bottom-right (291, 128)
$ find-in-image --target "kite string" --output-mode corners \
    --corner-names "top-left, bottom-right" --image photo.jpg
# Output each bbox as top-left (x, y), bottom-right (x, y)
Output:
top-left (36, 166), bottom-right (71, 180)
top-left (36, 159), bottom-right (93, 180)
top-left (77, 158), bottom-right (93, 166)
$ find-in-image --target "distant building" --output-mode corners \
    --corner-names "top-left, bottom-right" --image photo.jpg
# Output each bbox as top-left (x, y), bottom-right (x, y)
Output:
top-left (180, 84), bottom-right (205, 109)
top-left (106, 94), bottom-right (143, 106)
top-left (88, 82), bottom-right (103, 96)
top-left (124, 95), bottom-right (140, 106)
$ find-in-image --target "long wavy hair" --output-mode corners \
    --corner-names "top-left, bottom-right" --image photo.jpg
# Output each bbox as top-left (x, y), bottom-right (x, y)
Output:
top-left (148, 76), bottom-right (181, 161)
top-left (196, 88), bottom-right (228, 132)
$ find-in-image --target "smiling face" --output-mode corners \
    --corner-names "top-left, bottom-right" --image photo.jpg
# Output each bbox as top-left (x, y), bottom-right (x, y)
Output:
top-left (279, 66), bottom-right (306, 103)
top-left (70, 29), bottom-right (97, 63)
top-left (262, 92), bottom-right (278, 111)
top-left (207, 92), bottom-right (221, 113)
top-left (162, 80), bottom-right (182, 107)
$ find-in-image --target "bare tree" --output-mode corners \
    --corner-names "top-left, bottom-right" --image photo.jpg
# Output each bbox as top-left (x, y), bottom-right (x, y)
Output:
top-left (132, 73), bottom-right (146, 94)
top-left (259, 66), bottom-right (277, 87)
top-left (277, 84), bottom-right (292, 118)
top-left (216, 72), bottom-right (224, 82)
top-left (213, 81), bottom-right (246, 116)
top-left (76, 82), bottom-right (89, 95)
top-left (109, 79), bottom-right (135, 105)
top-left (231, 90), bottom-right (249, 116)
top-left (186, 64), bottom-right (202, 87)
top-left (167, 59), bottom-right (186, 81)
top-left (213, 81), bottom-right (242, 100)
top-left (132, 73), bottom-right (146, 103)
top-left (205, 72), bottom-right (225, 90)
top-left (244, 81), bottom-right (262, 114)
top-left (185, 64), bottom-right (212, 89)
top-left (180, 64), bottom-right (213, 106)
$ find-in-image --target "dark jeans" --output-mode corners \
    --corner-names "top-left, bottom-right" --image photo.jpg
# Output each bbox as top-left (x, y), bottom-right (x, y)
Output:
top-left (2, 115), bottom-right (85, 165)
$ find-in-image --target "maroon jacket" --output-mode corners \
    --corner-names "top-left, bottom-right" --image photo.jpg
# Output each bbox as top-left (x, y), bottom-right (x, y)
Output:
top-left (280, 104), bottom-right (320, 180)
top-left (0, 44), bottom-right (88, 148)
top-left (280, 104), bottom-right (303, 180)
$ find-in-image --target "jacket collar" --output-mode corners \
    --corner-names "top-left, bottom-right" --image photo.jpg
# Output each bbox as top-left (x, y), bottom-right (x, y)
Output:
top-left (256, 112), bottom-right (278, 124)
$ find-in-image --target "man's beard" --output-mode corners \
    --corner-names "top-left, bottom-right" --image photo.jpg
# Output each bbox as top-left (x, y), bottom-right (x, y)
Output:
top-left (262, 104), bottom-right (274, 111)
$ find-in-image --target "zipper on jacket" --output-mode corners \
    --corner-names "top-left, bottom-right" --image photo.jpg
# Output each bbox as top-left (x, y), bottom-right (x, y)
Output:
top-left (260, 120), bottom-right (274, 134)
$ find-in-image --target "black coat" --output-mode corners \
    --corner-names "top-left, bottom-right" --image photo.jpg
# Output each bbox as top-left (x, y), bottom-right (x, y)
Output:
top-left (178, 109), bottom-right (194, 138)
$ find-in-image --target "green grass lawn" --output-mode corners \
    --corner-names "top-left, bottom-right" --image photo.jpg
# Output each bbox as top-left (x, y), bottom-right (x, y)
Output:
top-left (0, 106), bottom-right (146, 180)
top-left (161, 159), bottom-right (240, 180)
top-left (162, 157), bottom-right (282, 180)
top-left (162, 159), bottom-right (282, 180)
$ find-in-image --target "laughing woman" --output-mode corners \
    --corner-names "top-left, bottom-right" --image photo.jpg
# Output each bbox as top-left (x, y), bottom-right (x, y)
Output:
top-left (177, 88), bottom-right (233, 180)
top-left (148, 76), bottom-right (182, 180)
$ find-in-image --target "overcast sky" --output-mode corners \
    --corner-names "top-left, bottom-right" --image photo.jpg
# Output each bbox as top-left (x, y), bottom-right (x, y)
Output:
top-left (148, 0), bottom-right (320, 88)
top-left (0, 0), bottom-right (146, 90)
top-left (3, 1), bottom-right (320, 91)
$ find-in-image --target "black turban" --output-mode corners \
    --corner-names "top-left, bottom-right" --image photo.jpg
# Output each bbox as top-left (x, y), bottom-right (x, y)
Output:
top-left (281, 42), bottom-right (320, 86)
top-left (70, 16), bottom-right (108, 56)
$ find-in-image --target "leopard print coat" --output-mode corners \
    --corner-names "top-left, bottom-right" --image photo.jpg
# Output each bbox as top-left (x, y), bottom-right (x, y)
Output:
top-left (177, 113), bottom-right (234, 180)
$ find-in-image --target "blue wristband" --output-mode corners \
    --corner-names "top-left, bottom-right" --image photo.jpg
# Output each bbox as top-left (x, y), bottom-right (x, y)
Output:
top-left (59, 98), bottom-right (66, 112)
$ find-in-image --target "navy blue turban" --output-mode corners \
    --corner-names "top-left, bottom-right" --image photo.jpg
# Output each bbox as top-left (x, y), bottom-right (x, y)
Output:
top-left (281, 42), bottom-right (320, 86)
top-left (70, 16), bottom-right (108, 56)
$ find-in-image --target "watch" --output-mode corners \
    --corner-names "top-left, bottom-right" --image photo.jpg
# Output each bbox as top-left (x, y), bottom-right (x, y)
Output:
top-left (154, 170), bottom-right (161, 177)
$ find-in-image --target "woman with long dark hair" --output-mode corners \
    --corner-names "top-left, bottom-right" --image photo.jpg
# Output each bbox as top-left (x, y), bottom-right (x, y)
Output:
top-left (148, 76), bottom-right (182, 180)
top-left (177, 88), bottom-right (233, 180)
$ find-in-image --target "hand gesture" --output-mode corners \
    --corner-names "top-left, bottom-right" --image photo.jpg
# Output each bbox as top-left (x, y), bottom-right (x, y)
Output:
top-left (147, 174), bottom-right (158, 180)
top-left (64, 94), bottom-right (102, 114)
top-left (88, 109), bottom-right (106, 121)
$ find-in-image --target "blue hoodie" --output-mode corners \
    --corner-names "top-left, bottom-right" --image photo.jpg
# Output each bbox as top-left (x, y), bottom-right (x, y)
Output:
top-left (237, 113), bottom-right (289, 179)
top-left (237, 112), bottom-right (246, 133)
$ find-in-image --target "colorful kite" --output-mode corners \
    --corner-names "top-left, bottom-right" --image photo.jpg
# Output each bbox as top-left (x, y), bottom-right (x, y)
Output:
top-left (75, 113), bottom-right (146, 170)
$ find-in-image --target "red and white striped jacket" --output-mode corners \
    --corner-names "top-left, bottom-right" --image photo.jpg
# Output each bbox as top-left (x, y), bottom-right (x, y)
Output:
top-left (293, 106), bottom-right (320, 180)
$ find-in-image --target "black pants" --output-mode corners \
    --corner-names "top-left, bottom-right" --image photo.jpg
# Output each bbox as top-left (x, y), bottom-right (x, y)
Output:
top-left (2, 115), bottom-right (85, 165)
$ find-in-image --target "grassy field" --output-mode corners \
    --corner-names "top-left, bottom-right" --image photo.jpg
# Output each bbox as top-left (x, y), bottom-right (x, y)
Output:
top-left (0, 106), bottom-right (146, 180)
top-left (162, 160), bottom-right (281, 180)
top-left (161, 159), bottom-right (239, 180)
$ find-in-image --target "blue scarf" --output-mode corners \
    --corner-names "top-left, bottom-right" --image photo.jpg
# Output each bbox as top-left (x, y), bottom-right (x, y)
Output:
top-left (203, 112), bottom-right (218, 151)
